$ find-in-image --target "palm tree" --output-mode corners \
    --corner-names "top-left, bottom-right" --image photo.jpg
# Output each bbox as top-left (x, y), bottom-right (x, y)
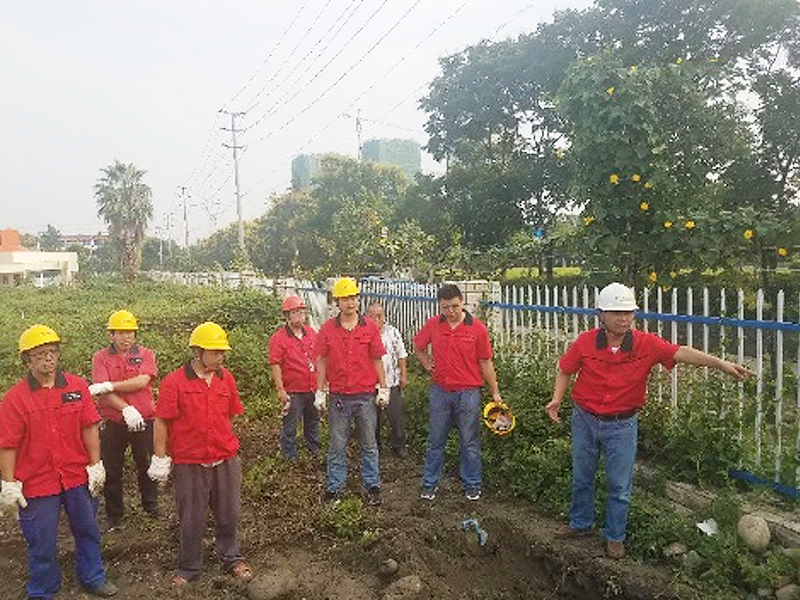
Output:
top-left (94, 161), bottom-right (153, 282)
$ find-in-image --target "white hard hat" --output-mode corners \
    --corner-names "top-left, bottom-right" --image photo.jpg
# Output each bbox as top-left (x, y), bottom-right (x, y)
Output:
top-left (597, 283), bottom-right (639, 311)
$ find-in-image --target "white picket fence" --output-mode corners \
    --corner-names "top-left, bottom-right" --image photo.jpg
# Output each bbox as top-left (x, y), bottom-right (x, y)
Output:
top-left (147, 271), bottom-right (800, 491)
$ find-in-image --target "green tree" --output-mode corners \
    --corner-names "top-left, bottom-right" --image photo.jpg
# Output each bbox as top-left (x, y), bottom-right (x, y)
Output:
top-left (38, 224), bottom-right (62, 251)
top-left (94, 161), bottom-right (153, 282)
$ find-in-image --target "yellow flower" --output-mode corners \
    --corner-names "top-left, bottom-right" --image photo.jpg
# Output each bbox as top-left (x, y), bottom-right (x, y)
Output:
top-left (606, 86), bottom-right (615, 95)
top-left (629, 65), bottom-right (638, 73)
top-left (664, 220), bottom-right (673, 229)
top-left (639, 202), bottom-right (649, 211)
top-left (631, 173), bottom-right (641, 182)
top-left (609, 173), bottom-right (619, 185)
top-left (743, 229), bottom-right (754, 240)
top-left (644, 181), bottom-right (654, 189)
top-left (777, 247), bottom-right (788, 257)
top-left (584, 216), bottom-right (595, 226)
top-left (685, 220), bottom-right (696, 230)
top-left (676, 57), bottom-right (683, 64)
top-left (669, 271), bottom-right (678, 279)
top-left (555, 147), bottom-right (564, 158)
top-left (648, 272), bottom-right (657, 283)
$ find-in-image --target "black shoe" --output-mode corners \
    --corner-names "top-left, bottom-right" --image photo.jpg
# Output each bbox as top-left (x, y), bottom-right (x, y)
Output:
top-left (324, 489), bottom-right (343, 503)
top-left (102, 519), bottom-right (121, 534)
top-left (367, 486), bottom-right (382, 506)
top-left (83, 580), bottom-right (118, 597)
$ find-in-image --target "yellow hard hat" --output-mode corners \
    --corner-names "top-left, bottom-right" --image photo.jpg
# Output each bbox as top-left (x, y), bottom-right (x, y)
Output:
top-left (482, 401), bottom-right (516, 436)
top-left (189, 321), bottom-right (231, 350)
top-left (107, 309), bottom-right (138, 331)
top-left (19, 324), bottom-right (61, 354)
top-left (332, 277), bottom-right (359, 299)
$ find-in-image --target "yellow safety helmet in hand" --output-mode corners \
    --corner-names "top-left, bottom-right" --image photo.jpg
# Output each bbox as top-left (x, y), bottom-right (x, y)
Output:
top-left (332, 277), bottom-right (359, 298)
top-left (189, 322), bottom-right (231, 350)
top-left (19, 324), bottom-right (61, 353)
top-left (482, 401), bottom-right (516, 436)
top-left (107, 309), bottom-right (139, 331)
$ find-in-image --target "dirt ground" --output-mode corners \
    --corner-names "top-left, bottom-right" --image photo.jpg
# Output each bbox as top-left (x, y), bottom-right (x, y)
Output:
top-left (0, 420), bottom-right (698, 600)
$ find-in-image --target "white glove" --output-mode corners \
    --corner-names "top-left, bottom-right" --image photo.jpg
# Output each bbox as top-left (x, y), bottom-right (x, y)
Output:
top-left (280, 400), bottom-right (291, 417)
top-left (376, 387), bottom-right (390, 408)
top-left (147, 455), bottom-right (172, 483)
top-left (86, 461), bottom-right (106, 497)
top-left (89, 381), bottom-right (114, 396)
top-left (314, 390), bottom-right (327, 413)
top-left (0, 480), bottom-right (27, 509)
top-left (121, 405), bottom-right (146, 432)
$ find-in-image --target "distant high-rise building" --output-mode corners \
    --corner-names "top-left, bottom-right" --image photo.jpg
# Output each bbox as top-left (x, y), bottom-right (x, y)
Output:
top-left (361, 139), bottom-right (421, 180)
top-left (291, 154), bottom-right (324, 191)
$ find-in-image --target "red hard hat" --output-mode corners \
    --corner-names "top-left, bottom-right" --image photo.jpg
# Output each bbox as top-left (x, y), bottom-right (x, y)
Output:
top-left (281, 295), bottom-right (306, 312)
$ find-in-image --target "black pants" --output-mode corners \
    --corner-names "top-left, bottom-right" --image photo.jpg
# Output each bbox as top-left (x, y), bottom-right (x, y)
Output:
top-left (376, 385), bottom-right (406, 453)
top-left (100, 419), bottom-right (158, 523)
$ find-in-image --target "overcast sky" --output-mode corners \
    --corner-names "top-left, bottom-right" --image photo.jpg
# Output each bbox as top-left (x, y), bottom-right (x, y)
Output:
top-left (1, 0), bottom-right (592, 245)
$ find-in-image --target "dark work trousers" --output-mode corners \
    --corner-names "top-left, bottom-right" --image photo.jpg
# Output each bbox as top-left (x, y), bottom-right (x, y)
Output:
top-left (100, 419), bottom-right (158, 524)
top-left (280, 391), bottom-right (320, 458)
top-left (173, 456), bottom-right (244, 581)
top-left (376, 385), bottom-right (406, 453)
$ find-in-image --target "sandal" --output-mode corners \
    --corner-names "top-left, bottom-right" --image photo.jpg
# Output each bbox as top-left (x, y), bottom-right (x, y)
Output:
top-left (170, 575), bottom-right (189, 587)
top-left (230, 561), bottom-right (253, 581)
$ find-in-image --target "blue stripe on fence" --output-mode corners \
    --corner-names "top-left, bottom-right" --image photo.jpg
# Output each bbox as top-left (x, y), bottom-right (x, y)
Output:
top-left (485, 302), bottom-right (800, 333)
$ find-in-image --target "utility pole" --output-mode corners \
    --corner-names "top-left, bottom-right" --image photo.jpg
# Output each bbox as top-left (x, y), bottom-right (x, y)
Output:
top-left (221, 110), bottom-right (246, 254)
top-left (178, 186), bottom-right (189, 248)
top-left (356, 108), bottom-right (362, 160)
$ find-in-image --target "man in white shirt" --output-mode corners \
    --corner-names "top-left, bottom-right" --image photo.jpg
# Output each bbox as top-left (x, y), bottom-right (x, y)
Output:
top-left (367, 302), bottom-right (408, 457)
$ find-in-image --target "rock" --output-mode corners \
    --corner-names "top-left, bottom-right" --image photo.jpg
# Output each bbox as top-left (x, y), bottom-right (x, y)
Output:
top-left (738, 515), bottom-right (772, 553)
top-left (247, 569), bottom-right (299, 600)
top-left (383, 575), bottom-right (423, 600)
top-left (379, 558), bottom-right (400, 577)
top-left (776, 583), bottom-right (800, 600)
top-left (663, 542), bottom-right (688, 558)
top-left (757, 587), bottom-right (774, 598)
top-left (681, 550), bottom-right (705, 574)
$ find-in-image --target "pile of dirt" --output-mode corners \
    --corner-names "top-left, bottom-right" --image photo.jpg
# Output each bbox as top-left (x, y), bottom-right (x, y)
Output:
top-left (0, 420), bottom-right (698, 600)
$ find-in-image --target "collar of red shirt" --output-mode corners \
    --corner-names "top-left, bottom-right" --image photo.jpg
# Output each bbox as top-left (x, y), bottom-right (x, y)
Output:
top-left (334, 315), bottom-right (366, 328)
top-left (182, 360), bottom-right (224, 380)
top-left (438, 311), bottom-right (475, 325)
top-left (27, 371), bottom-right (68, 390)
top-left (283, 324), bottom-right (310, 338)
top-left (109, 342), bottom-right (140, 355)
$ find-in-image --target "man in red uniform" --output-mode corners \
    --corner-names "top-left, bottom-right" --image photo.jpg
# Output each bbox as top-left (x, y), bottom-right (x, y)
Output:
top-left (546, 282), bottom-right (753, 559)
top-left (414, 283), bottom-right (503, 502)
top-left (147, 321), bottom-right (252, 586)
top-left (90, 309), bottom-right (159, 531)
top-left (0, 324), bottom-right (117, 599)
top-left (315, 277), bottom-right (387, 505)
top-left (269, 295), bottom-right (319, 460)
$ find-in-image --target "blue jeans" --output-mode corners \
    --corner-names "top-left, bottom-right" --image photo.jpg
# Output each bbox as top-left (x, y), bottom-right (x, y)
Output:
top-left (18, 485), bottom-right (107, 599)
top-left (326, 392), bottom-right (380, 492)
top-left (422, 385), bottom-right (482, 490)
top-left (280, 392), bottom-right (320, 458)
top-left (570, 403), bottom-right (638, 543)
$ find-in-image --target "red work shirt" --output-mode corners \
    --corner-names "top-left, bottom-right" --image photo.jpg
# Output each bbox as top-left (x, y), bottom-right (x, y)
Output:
top-left (92, 343), bottom-right (157, 424)
top-left (414, 312), bottom-right (493, 391)
top-left (559, 328), bottom-right (680, 415)
top-left (155, 362), bottom-right (243, 464)
top-left (268, 325), bottom-right (317, 393)
top-left (0, 372), bottom-right (100, 498)
top-left (315, 315), bottom-right (385, 395)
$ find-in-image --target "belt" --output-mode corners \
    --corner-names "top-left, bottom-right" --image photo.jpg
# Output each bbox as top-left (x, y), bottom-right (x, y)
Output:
top-left (583, 407), bottom-right (638, 421)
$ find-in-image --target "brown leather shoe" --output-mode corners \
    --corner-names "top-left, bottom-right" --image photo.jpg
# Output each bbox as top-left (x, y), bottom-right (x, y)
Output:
top-left (555, 526), bottom-right (595, 540)
top-left (606, 540), bottom-right (626, 559)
